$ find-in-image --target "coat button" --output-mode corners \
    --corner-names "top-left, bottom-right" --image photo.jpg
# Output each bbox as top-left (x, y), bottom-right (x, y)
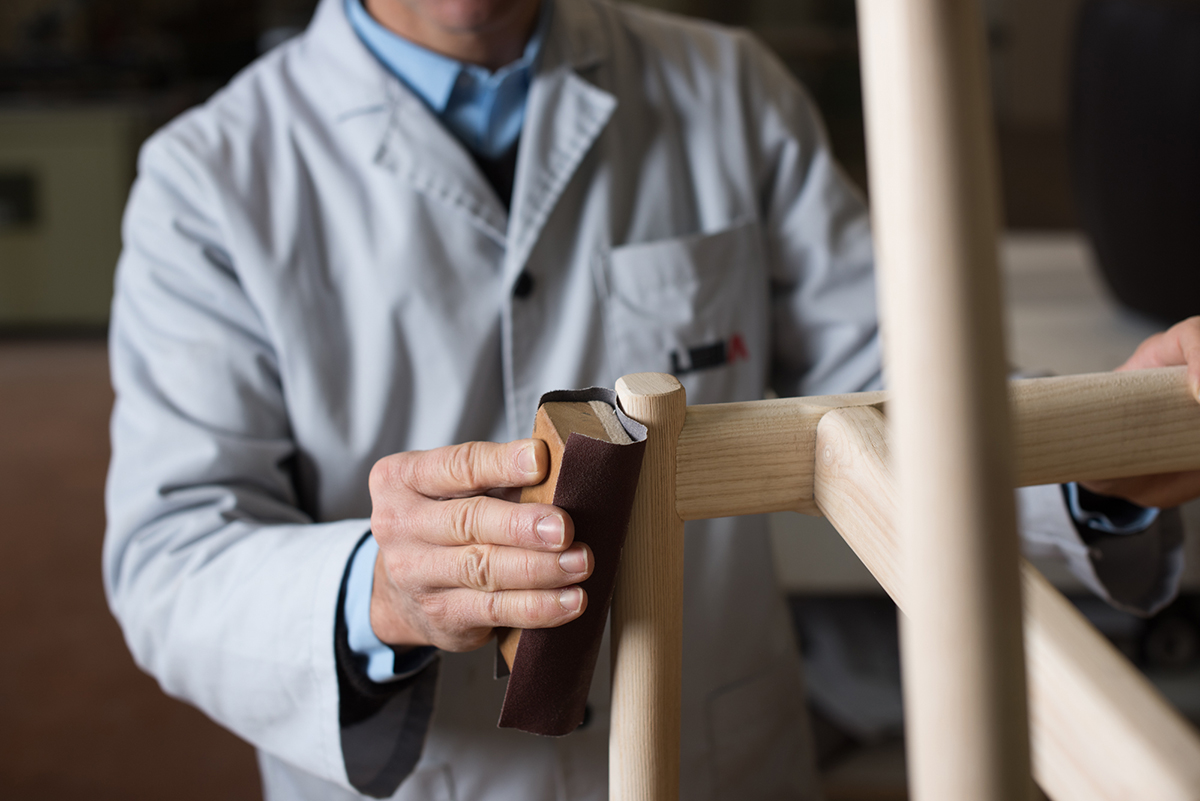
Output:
top-left (513, 271), bottom-right (535, 299)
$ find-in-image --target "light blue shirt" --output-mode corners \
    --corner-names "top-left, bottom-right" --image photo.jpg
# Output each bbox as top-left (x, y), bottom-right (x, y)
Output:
top-left (345, 535), bottom-right (434, 682)
top-left (345, 0), bottom-right (550, 159)
top-left (343, 0), bottom-right (548, 682)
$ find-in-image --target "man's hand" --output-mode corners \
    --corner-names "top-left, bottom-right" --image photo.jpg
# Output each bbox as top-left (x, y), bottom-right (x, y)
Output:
top-left (367, 439), bottom-right (591, 652)
top-left (1114, 315), bottom-right (1200, 398)
top-left (1081, 316), bottom-right (1200, 508)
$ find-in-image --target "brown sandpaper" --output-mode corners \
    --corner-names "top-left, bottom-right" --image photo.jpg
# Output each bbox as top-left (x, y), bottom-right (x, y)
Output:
top-left (497, 388), bottom-right (648, 736)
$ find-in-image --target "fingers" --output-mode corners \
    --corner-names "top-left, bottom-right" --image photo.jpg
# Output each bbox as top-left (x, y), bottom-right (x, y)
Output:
top-left (369, 532), bottom-right (593, 648)
top-left (367, 438), bottom-right (587, 653)
top-left (425, 493), bottom-right (574, 550)
top-left (464, 585), bottom-right (588, 630)
top-left (371, 440), bottom-right (549, 502)
top-left (1181, 321), bottom-right (1200, 402)
top-left (426, 542), bottom-right (593, 593)
top-left (385, 539), bottom-right (592, 602)
top-left (1118, 316), bottom-right (1200, 402)
top-left (373, 491), bottom-right (574, 553)
top-left (430, 586), bottom-right (589, 651)
top-left (370, 555), bottom-right (590, 650)
top-left (371, 441), bottom-right (572, 552)
top-left (1082, 469), bottom-right (1200, 510)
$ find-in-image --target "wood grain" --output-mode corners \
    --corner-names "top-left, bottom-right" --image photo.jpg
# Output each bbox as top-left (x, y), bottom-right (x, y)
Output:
top-left (857, 0), bottom-right (1032, 797)
top-left (611, 373), bottom-right (687, 801)
top-left (815, 405), bottom-right (1200, 801)
top-left (1012, 367), bottom-right (1200, 487)
top-left (674, 391), bottom-right (885, 519)
top-left (812, 407), bottom-right (904, 606)
top-left (672, 366), bottom-right (1200, 525)
top-left (498, 405), bottom-right (567, 668)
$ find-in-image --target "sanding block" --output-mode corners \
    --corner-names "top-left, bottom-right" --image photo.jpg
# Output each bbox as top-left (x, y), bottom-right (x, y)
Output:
top-left (495, 387), bottom-right (647, 736)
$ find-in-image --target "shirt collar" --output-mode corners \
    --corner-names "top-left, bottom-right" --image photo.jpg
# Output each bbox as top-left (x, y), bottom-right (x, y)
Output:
top-left (345, 0), bottom-right (551, 113)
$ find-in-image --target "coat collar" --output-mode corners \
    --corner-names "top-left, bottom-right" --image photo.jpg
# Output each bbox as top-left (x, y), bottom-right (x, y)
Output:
top-left (295, 0), bottom-right (394, 122)
top-left (504, 47), bottom-right (616, 275)
top-left (550, 0), bottom-right (611, 72)
top-left (295, 0), bottom-right (616, 249)
top-left (299, 0), bottom-right (611, 121)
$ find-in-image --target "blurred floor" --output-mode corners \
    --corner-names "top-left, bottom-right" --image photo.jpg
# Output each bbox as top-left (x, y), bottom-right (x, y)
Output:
top-left (0, 340), bottom-right (259, 800)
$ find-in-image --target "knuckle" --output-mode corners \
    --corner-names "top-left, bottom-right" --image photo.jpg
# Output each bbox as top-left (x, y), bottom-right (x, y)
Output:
top-left (513, 591), bottom-right (557, 628)
top-left (370, 507), bottom-right (402, 542)
top-left (417, 591), bottom-right (463, 642)
top-left (417, 590), bottom-right (448, 622)
top-left (482, 591), bottom-right (504, 627)
top-left (503, 506), bottom-right (531, 547)
top-left (393, 508), bottom-right (425, 544)
top-left (516, 552), bottom-right (538, 587)
top-left (523, 592), bottom-right (549, 624)
top-left (369, 507), bottom-right (389, 537)
top-left (445, 442), bottom-right (485, 492)
top-left (459, 545), bottom-right (494, 591)
top-left (446, 496), bottom-right (485, 545)
top-left (373, 499), bottom-right (422, 544)
top-left (368, 455), bottom-right (401, 495)
top-left (394, 547), bottom-right (429, 588)
top-left (409, 452), bottom-right (444, 495)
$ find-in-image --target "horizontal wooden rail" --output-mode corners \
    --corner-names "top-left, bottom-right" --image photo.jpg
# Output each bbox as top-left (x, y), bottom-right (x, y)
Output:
top-left (1012, 368), bottom-right (1200, 486)
top-left (813, 405), bottom-right (1200, 801)
top-left (675, 392), bottom-right (885, 518)
top-left (675, 367), bottom-right (1200, 522)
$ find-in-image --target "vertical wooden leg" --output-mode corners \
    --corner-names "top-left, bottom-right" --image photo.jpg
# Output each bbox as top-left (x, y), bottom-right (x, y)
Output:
top-left (856, 1), bottom-right (1033, 800)
top-left (611, 373), bottom-right (687, 801)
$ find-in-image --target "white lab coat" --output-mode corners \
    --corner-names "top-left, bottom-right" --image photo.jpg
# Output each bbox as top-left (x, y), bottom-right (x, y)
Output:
top-left (104, 0), bottom-right (1183, 798)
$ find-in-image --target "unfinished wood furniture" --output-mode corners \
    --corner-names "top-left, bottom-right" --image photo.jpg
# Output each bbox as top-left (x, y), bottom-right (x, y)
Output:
top-left (595, 1), bottom-right (1200, 799)
top-left (609, 369), bottom-right (1200, 801)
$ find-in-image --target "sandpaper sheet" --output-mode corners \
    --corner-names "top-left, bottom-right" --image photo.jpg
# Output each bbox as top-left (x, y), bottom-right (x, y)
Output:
top-left (497, 387), bottom-right (648, 736)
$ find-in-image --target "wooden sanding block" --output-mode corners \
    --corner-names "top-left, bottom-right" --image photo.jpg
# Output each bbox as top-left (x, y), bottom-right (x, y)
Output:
top-left (496, 388), bottom-right (647, 736)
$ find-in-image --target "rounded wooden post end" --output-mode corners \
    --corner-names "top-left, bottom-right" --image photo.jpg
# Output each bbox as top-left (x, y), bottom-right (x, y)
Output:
top-left (615, 372), bottom-right (685, 405)
top-left (611, 372), bottom-right (687, 801)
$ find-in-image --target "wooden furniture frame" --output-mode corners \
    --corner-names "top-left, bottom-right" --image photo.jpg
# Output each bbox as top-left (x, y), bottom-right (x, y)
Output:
top-left (611, 370), bottom-right (1200, 801)
top-left (601, 1), bottom-right (1200, 800)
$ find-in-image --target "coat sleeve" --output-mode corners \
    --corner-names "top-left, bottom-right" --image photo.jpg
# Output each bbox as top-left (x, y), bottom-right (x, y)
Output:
top-left (1019, 484), bottom-right (1184, 616)
top-left (103, 125), bottom-right (418, 793)
top-left (739, 35), bottom-right (1184, 613)
top-left (737, 34), bottom-right (882, 399)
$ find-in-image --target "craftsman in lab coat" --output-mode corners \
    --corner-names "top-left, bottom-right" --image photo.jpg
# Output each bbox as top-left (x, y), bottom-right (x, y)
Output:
top-left (103, 0), bottom-right (1185, 798)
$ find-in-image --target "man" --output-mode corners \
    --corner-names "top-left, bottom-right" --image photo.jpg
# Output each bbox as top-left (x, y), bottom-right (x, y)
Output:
top-left (103, 0), bottom-right (1193, 797)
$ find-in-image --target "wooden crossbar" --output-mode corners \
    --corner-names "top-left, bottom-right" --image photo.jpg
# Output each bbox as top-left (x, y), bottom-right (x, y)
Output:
top-left (674, 366), bottom-right (1200, 520)
top-left (609, 368), bottom-right (1200, 801)
top-left (816, 405), bottom-right (1200, 801)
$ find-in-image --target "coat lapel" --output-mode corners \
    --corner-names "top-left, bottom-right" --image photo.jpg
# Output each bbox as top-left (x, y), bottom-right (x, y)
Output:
top-left (303, 0), bottom-right (616, 262)
top-left (504, 0), bottom-right (616, 281)
top-left (303, 0), bottom-right (509, 244)
top-left (375, 86), bottom-right (510, 245)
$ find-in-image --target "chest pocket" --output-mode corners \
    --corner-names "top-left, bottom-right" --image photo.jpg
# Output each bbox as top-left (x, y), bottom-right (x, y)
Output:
top-left (601, 219), bottom-right (768, 404)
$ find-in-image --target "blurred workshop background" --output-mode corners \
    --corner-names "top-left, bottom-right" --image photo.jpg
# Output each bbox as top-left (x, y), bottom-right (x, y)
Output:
top-left (2, 1), bottom-right (1199, 799)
